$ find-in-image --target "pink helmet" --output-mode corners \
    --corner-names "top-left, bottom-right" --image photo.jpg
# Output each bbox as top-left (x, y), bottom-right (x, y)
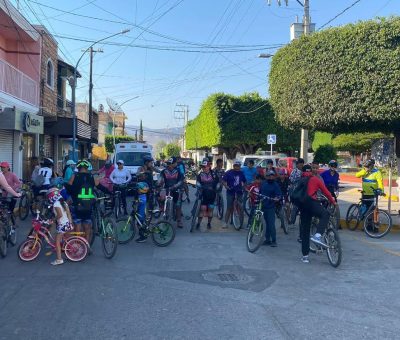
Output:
top-left (46, 187), bottom-right (62, 204)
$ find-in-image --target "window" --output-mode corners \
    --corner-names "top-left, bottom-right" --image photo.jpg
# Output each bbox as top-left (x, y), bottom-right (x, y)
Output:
top-left (46, 59), bottom-right (54, 89)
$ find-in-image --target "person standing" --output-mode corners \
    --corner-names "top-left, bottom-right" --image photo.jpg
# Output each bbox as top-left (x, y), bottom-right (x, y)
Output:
top-left (356, 159), bottom-right (383, 211)
top-left (63, 160), bottom-right (76, 184)
top-left (222, 160), bottom-right (246, 229)
top-left (260, 170), bottom-right (281, 247)
top-left (298, 165), bottom-right (336, 263)
top-left (110, 160), bottom-right (132, 215)
top-left (0, 161), bottom-right (21, 212)
top-left (288, 158), bottom-right (304, 241)
top-left (320, 160), bottom-right (340, 202)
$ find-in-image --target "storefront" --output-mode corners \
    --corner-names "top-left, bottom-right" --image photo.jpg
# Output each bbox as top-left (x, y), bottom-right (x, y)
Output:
top-left (0, 108), bottom-right (43, 178)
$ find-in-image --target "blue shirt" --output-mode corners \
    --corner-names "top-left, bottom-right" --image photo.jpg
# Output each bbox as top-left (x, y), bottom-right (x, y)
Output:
top-left (223, 169), bottom-right (246, 195)
top-left (320, 170), bottom-right (339, 190)
top-left (177, 163), bottom-right (185, 176)
top-left (260, 180), bottom-right (282, 209)
top-left (241, 166), bottom-right (257, 184)
top-left (64, 166), bottom-right (74, 183)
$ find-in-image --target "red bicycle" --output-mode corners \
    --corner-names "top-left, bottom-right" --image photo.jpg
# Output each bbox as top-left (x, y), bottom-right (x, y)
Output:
top-left (18, 213), bottom-right (90, 262)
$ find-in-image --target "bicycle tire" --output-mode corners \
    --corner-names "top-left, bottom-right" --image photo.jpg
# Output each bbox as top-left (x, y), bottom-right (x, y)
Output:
top-left (232, 202), bottom-right (244, 230)
top-left (18, 195), bottom-right (30, 221)
top-left (8, 226), bottom-right (17, 247)
top-left (217, 195), bottom-right (224, 220)
top-left (101, 218), bottom-right (118, 259)
top-left (0, 228), bottom-right (7, 258)
top-left (345, 204), bottom-right (360, 231)
top-left (190, 200), bottom-right (200, 233)
top-left (278, 206), bottom-right (288, 235)
top-left (246, 215), bottom-right (265, 253)
top-left (164, 200), bottom-right (171, 221)
top-left (64, 237), bottom-right (88, 262)
top-left (309, 219), bottom-right (319, 254)
top-left (244, 197), bottom-right (251, 217)
top-left (89, 206), bottom-right (102, 247)
top-left (116, 216), bottom-right (136, 244)
top-left (363, 209), bottom-right (392, 239)
top-left (152, 220), bottom-right (176, 247)
top-left (333, 205), bottom-right (341, 230)
top-left (114, 195), bottom-right (121, 220)
top-left (18, 238), bottom-right (42, 261)
top-left (325, 227), bottom-right (342, 268)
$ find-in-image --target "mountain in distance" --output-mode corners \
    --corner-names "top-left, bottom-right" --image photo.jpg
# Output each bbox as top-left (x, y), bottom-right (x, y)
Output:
top-left (125, 125), bottom-right (183, 146)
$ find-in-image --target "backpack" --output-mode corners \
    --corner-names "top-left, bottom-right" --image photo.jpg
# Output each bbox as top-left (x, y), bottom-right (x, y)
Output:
top-left (75, 174), bottom-right (95, 215)
top-left (289, 177), bottom-right (310, 206)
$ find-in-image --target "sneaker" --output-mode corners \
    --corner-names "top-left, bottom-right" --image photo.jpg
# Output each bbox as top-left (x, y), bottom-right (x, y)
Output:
top-left (310, 233), bottom-right (327, 247)
top-left (270, 241), bottom-right (277, 247)
top-left (301, 256), bottom-right (310, 263)
top-left (263, 240), bottom-right (272, 246)
top-left (136, 235), bottom-right (147, 243)
top-left (51, 259), bottom-right (64, 266)
top-left (207, 223), bottom-right (211, 230)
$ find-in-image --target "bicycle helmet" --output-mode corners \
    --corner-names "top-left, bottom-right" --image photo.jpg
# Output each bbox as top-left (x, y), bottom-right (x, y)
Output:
top-left (328, 160), bottom-right (338, 168)
top-left (233, 159), bottom-right (241, 166)
top-left (137, 181), bottom-right (149, 194)
top-left (143, 155), bottom-right (154, 164)
top-left (46, 187), bottom-right (62, 204)
top-left (42, 157), bottom-right (54, 167)
top-left (364, 159), bottom-right (375, 168)
top-left (77, 159), bottom-right (90, 169)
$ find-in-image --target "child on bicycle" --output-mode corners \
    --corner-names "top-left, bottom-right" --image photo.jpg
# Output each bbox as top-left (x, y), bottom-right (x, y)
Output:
top-left (47, 188), bottom-right (73, 266)
top-left (246, 174), bottom-right (264, 229)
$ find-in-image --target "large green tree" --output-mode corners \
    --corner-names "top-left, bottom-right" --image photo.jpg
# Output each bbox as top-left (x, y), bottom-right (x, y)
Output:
top-left (332, 132), bottom-right (387, 155)
top-left (269, 18), bottom-right (399, 147)
top-left (164, 143), bottom-right (181, 158)
top-left (186, 92), bottom-right (300, 159)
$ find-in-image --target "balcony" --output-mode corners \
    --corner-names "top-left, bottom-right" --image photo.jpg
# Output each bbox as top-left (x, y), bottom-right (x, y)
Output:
top-left (0, 58), bottom-right (39, 108)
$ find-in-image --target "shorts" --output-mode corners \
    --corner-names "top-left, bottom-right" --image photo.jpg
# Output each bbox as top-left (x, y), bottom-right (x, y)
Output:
top-left (226, 192), bottom-right (243, 209)
top-left (56, 221), bottom-right (73, 234)
top-left (71, 206), bottom-right (92, 225)
top-left (201, 190), bottom-right (216, 208)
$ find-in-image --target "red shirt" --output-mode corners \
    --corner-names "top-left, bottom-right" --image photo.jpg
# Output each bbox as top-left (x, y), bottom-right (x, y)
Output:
top-left (248, 182), bottom-right (261, 204)
top-left (304, 174), bottom-right (335, 204)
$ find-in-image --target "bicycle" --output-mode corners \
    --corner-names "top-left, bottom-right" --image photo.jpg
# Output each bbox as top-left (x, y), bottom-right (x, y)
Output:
top-left (18, 211), bottom-right (89, 262)
top-left (91, 197), bottom-right (119, 259)
top-left (160, 188), bottom-right (177, 222)
top-left (0, 197), bottom-right (18, 258)
top-left (18, 180), bottom-right (33, 220)
top-left (115, 200), bottom-right (175, 247)
top-left (275, 196), bottom-right (289, 235)
top-left (215, 186), bottom-right (224, 220)
top-left (190, 187), bottom-right (202, 232)
top-left (231, 191), bottom-right (244, 230)
top-left (309, 218), bottom-right (342, 268)
top-left (345, 188), bottom-right (392, 238)
top-left (246, 194), bottom-right (278, 253)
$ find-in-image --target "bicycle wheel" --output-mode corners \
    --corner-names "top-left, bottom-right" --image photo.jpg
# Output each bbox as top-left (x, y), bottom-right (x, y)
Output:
top-left (190, 200), bottom-right (200, 232)
top-left (8, 226), bottom-right (17, 247)
top-left (232, 201), bottom-right (244, 230)
top-left (333, 205), bottom-right (341, 230)
top-left (345, 204), bottom-right (360, 231)
top-left (64, 237), bottom-right (88, 262)
top-left (90, 206), bottom-right (102, 247)
top-left (18, 195), bottom-right (30, 221)
top-left (325, 227), bottom-right (342, 268)
top-left (101, 218), bottom-right (118, 259)
top-left (164, 200), bottom-right (171, 221)
top-left (114, 195), bottom-right (121, 220)
top-left (363, 209), bottom-right (392, 239)
top-left (278, 206), bottom-right (288, 235)
top-left (309, 219), bottom-right (319, 254)
top-left (116, 216), bottom-right (136, 244)
top-left (244, 197), bottom-right (251, 217)
top-left (246, 215), bottom-right (265, 253)
top-left (18, 238), bottom-right (42, 261)
top-left (152, 220), bottom-right (175, 247)
top-left (0, 227), bottom-right (7, 258)
top-left (217, 195), bottom-right (224, 220)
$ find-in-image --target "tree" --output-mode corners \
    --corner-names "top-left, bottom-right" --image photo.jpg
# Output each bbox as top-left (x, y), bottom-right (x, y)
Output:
top-left (105, 135), bottom-right (135, 153)
top-left (186, 92), bottom-right (300, 159)
top-left (154, 140), bottom-right (167, 158)
top-left (164, 143), bottom-right (180, 158)
top-left (312, 132), bottom-right (332, 152)
top-left (332, 132), bottom-right (387, 155)
top-left (269, 18), bottom-right (400, 145)
top-left (313, 145), bottom-right (337, 164)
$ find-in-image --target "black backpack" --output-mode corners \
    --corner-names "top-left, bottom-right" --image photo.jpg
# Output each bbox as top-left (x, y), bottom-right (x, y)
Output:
top-left (75, 174), bottom-right (95, 214)
top-left (289, 177), bottom-right (310, 206)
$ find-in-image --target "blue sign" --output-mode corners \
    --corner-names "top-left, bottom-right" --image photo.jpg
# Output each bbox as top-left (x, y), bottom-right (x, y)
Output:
top-left (267, 134), bottom-right (276, 145)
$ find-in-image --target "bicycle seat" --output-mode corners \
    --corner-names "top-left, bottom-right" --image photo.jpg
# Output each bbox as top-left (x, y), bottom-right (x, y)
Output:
top-left (39, 190), bottom-right (48, 195)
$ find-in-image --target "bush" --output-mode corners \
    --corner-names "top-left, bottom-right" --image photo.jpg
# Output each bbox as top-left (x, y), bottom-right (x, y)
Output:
top-left (313, 145), bottom-right (337, 164)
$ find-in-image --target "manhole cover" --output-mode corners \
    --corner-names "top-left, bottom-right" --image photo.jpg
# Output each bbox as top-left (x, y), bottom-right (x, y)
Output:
top-left (202, 271), bottom-right (254, 284)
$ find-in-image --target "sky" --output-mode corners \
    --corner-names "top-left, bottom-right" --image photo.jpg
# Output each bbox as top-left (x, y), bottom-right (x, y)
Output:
top-left (11, 0), bottom-right (400, 131)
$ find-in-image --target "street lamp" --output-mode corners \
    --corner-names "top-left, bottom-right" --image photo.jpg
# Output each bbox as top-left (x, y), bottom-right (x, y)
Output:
top-left (71, 29), bottom-right (130, 161)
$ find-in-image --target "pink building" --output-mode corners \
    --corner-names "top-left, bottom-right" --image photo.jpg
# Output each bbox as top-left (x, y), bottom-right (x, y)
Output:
top-left (0, 0), bottom-right (43, 178)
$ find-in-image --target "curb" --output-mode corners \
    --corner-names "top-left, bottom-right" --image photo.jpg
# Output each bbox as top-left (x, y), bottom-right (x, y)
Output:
top-left (339, 219), bottom-right (400, 233)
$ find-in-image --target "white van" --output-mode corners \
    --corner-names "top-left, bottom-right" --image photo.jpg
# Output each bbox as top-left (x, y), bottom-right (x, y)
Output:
top-left (114, 142), bottom-right (153, 174)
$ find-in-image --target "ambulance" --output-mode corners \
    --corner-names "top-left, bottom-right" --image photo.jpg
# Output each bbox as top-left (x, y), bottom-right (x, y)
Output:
top-left (114, 142), bottom-right (153, 175)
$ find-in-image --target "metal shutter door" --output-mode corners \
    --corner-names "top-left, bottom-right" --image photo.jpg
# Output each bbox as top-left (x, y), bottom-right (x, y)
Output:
top-left (43, 135), bottom-right (54, 159)
top-left (0, 130), bottom-right (13, 171)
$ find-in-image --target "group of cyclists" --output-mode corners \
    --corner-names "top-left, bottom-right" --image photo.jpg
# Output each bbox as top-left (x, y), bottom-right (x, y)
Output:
top-left (0, 151), bottom-right (385, 265)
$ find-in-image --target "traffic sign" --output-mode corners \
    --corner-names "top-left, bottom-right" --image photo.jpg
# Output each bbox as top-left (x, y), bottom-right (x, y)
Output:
top-left (267, 134), bottom-right (276, 145)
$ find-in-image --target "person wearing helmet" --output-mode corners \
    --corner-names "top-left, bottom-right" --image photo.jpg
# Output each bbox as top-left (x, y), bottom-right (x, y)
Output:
top-left (356, 159), bottom-right (384, 212)
top-left (135, 181), bottom-right (151, 243)
top-left (320, 160), bottom-right (340, 202)
top-left (222, 160), bottom-right (246, 229)
top-left (68, 159), bottom-right (99, 242)
top-left (195, 160), bottom-right (219, 230)
top-left (157, 157), bottom-right (184, 228)
top-left (63, 160), bottom-right (76, 184)
top-left (46, 188), bottom-right (73, 265)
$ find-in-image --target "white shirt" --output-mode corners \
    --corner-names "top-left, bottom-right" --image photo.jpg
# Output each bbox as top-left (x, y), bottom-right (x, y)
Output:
top-left (53, 201), bottom-right (69, 226)
top-left (110, 168), bottom-right (132, 185)
top-left (39, 167), bottom-right (53, 185)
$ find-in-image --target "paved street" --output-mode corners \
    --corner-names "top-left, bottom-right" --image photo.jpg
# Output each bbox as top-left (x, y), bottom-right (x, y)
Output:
top-left (1, 188), bottom-right (400, 340)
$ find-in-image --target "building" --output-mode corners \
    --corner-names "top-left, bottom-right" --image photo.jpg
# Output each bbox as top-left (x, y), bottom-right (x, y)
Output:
top-left (97, 104), bottom-right (113, 146)
top-left (0, 0), bottom-right (43, 179)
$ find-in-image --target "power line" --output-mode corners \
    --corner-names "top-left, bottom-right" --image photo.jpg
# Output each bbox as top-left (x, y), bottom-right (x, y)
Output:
top-left (319, 0), bottom-right (363, 30)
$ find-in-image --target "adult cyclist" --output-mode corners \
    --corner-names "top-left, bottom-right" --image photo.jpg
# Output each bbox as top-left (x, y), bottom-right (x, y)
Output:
top-left (356, 159), bottom-right (384, 211)
top-left (177, 156), bottom-right (190, 203)
top-left (158, 157), bottom-right (184, 228)
top-left (137, 156), bottom-right (157, 211)
top-left (320, 160), bottom-right (340, 202)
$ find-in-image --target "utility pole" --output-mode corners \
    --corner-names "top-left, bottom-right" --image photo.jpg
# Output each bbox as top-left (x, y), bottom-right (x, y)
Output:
top-left (268, 0), bottom-right (312, 162)
top-left (174, 104), bottom-right (189, 154)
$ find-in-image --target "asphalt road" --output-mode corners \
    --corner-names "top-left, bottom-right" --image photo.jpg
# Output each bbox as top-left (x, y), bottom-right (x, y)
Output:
top-left (1, 189), bottom-right (400, 340)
